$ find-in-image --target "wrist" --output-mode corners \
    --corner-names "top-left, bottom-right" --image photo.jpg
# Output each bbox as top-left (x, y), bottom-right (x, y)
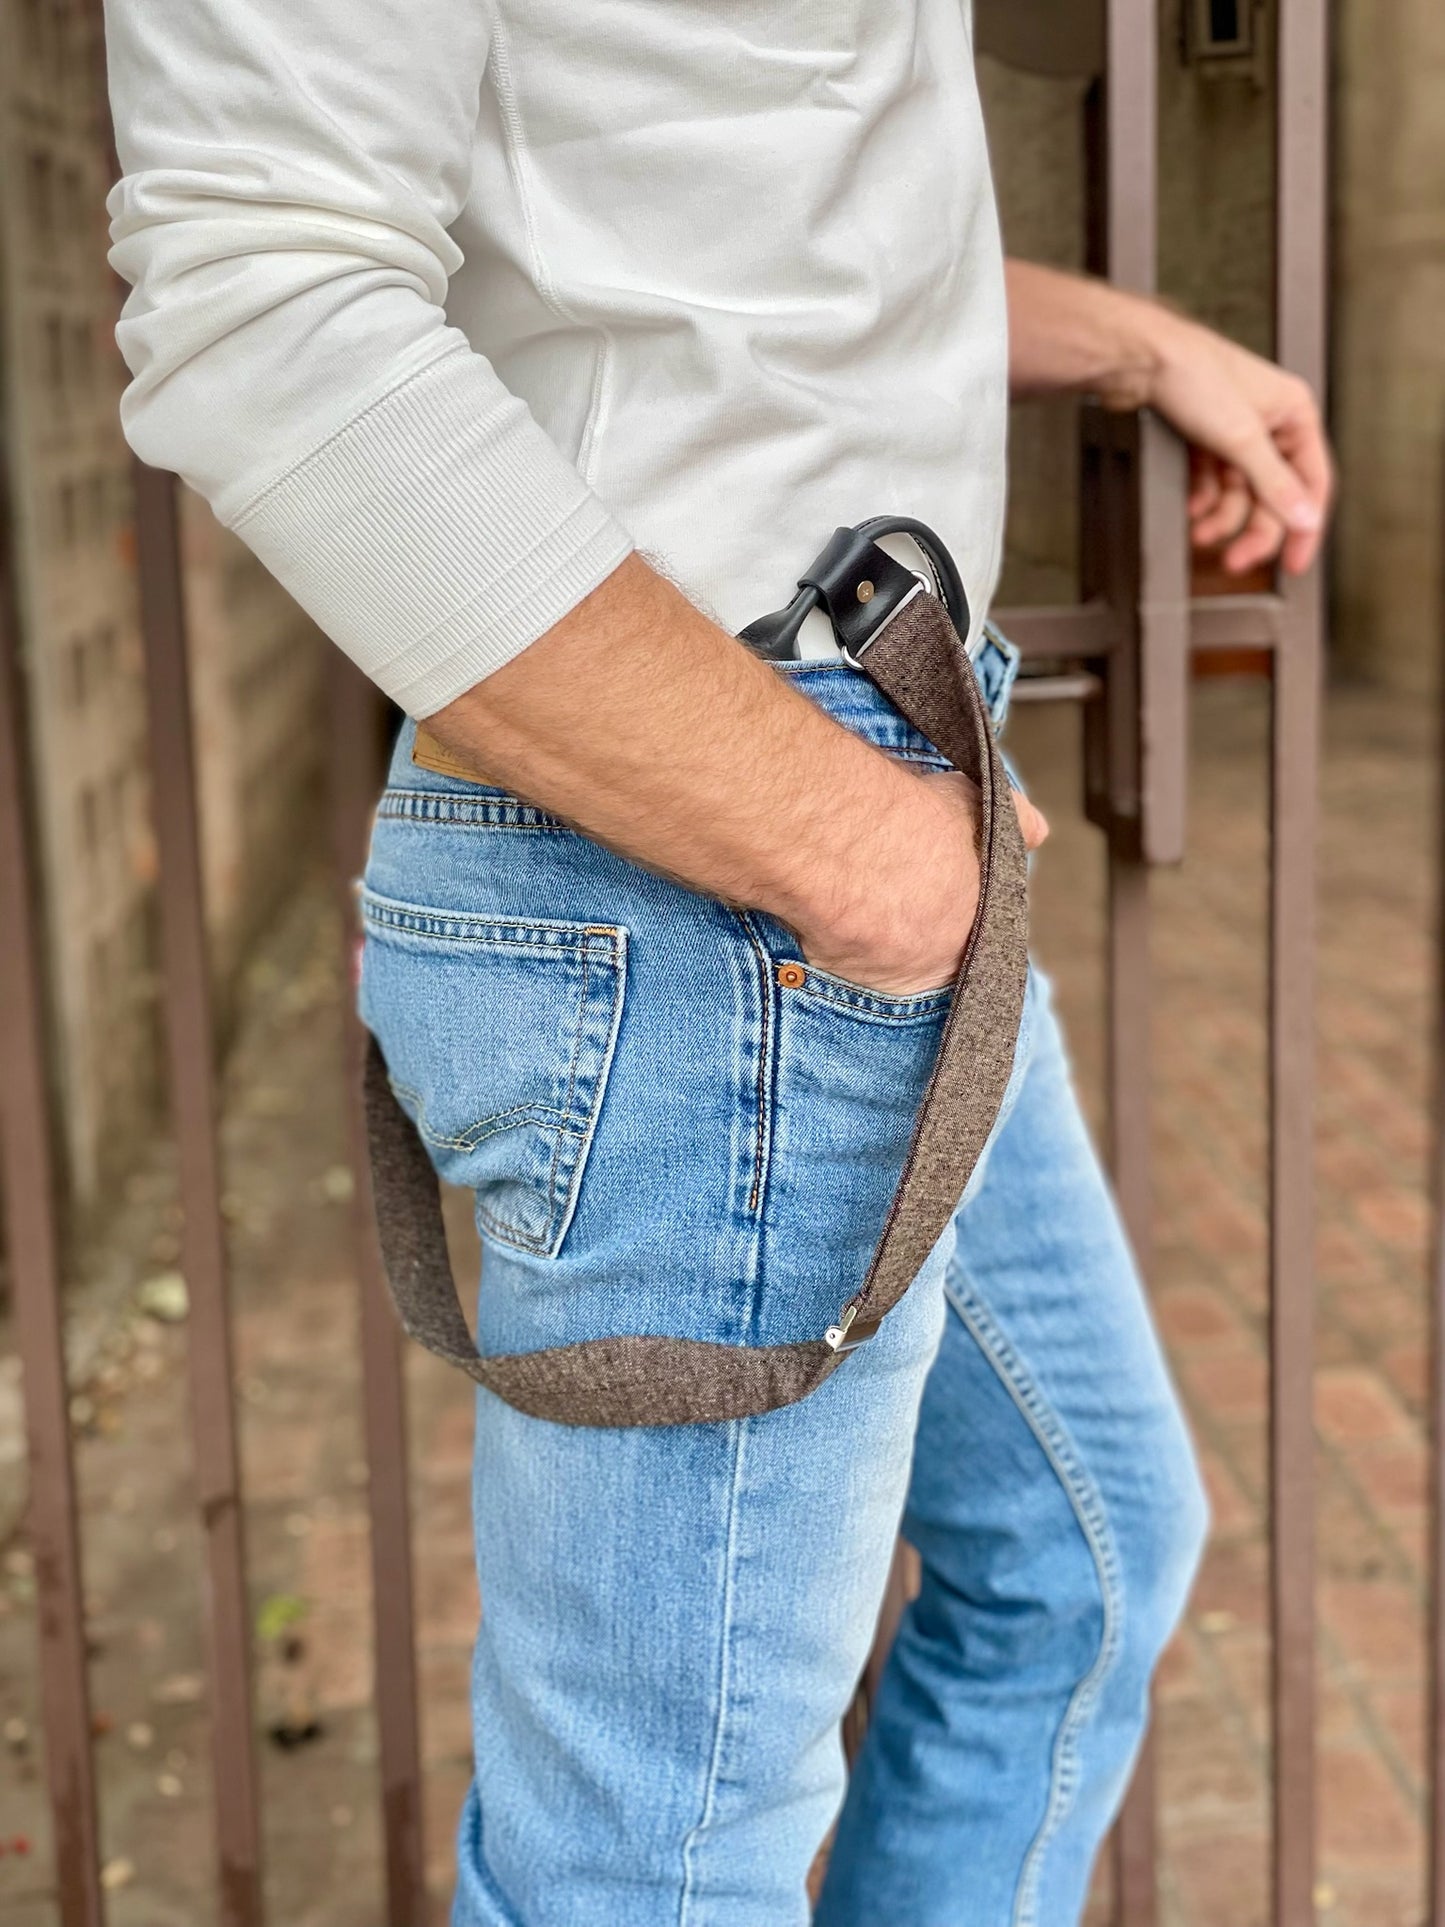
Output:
top-left (788, 772), bottom-right (976, 989)
top-left (1091, 284), bottom-right (1178, 414)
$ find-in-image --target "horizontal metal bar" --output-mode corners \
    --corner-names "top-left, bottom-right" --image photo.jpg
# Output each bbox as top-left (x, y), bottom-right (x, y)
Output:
top-left (992, 601), bottom-right (1119, 658)
top-left (1011, 671), bottom-right (1105, 704)
top-left (1190, 594), bottom-right (1286, 652)
top-left (994, 594), bottom-right (1285, 664)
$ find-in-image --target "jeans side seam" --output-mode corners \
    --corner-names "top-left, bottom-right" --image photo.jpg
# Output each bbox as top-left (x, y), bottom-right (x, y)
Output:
top-left (677, 1417), bottom-right (751, 1926)
top-left (944, 1277), bottom-right (1125, 1927)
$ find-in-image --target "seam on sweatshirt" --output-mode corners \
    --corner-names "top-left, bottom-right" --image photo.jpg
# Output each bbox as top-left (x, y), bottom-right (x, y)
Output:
top-left (228, 332), bottom-right (467, 530)
top-left (361, 496), bottom-right (621, 679)
top-left (392, 524), bottom-right (635, 716)
top-left (488, 14), bottom-right (614, 485)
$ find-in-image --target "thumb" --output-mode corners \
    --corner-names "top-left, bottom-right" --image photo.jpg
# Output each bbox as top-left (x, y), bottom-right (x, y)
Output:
top-left (1228, 421), bottom-right (1322, 537)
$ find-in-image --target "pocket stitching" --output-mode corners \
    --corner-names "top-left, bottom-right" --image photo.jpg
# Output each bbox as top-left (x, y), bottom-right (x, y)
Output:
top-left (539, 943), bottom-right (595, 1240)
top-left (377, 788), bottom-right (565, 831)
top-left (477, 1196), bottom-right (552, 1256)
top-left (364, 893), bottom-right (626, 1256)
top-left (388, 1078), bottom-right (582, 1152)
top-left (539, 930), bottom-right (627, 1257)
top-left (362, 891), bottom-right (618, 955)
top-left (785, 978), bottom-right (952, 1025)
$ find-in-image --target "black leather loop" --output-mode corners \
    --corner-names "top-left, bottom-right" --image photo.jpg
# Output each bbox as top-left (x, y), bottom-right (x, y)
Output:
top-left (738, 515), bottom-right (970, 661)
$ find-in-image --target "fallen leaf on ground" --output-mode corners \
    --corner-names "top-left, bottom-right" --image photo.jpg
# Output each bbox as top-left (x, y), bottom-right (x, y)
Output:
top-left (137, 1272), bottom-right (189, 1323)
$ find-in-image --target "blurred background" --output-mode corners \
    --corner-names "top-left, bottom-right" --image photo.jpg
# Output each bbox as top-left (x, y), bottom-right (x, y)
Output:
top-left (0, 0), bottom-right (1441, 1923)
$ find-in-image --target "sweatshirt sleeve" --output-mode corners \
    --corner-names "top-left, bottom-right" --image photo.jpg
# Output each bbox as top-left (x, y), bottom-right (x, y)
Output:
top-left (101, 0), bottom-right (634, 717)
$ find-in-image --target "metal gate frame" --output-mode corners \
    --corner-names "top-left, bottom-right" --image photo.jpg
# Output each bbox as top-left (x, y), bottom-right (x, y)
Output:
top-left (0, 1), bottom-right (1332, 1922)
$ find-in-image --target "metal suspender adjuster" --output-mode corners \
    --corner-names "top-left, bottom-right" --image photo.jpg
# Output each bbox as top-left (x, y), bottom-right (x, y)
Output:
top-left (838, 577), bottom-right (928, 670)
top-left (737, 513), bottom-right (971, 667)
top-left (824, 1299), bottom-right (879, 1353)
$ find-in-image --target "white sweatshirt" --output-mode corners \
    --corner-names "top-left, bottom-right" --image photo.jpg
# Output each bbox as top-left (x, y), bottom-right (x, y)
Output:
top-left (102, 2), bottom-right (1008, 717)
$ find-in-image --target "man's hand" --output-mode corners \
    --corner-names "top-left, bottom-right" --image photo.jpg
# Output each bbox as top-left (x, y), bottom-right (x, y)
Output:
top-left (801, 773), bottom-right (1048, 995)
top-left (423, 555), bottom-right (1036, 1003)
top-left (1126, 312), bottom-right (1333, 577)
top-left (1005, 259), bottom-right (1335, 577)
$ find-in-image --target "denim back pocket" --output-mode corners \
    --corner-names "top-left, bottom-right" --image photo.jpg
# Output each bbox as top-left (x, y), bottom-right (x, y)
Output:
top-left (358, 889), bottom-right (627, 1257)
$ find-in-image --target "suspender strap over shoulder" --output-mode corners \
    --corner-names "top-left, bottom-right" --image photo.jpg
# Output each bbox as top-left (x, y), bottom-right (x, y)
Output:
top-left (363, 521), bottom-right (1029, 1427)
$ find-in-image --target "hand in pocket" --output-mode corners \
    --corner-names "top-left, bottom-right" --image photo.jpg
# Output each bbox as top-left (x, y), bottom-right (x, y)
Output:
top-left (799, 770), bottom-right (1046, 999)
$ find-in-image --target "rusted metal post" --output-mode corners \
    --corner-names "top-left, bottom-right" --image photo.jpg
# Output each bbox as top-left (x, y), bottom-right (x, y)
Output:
top-left (0, 430), bottom-right (105, 1927)
top-left (1095, 0), bottom-right (1190, 1912)
top-left (85, 25), bottom-right (263, 1914)
top-left (131, 462), bottom-right (263, 1927)
top-left (1266, 559), bottom-right (1321, 1927)
top-left (1105, 848), bottom-right (1158, 1925)
top-left (1269, 1), bottom-right (1328, 1920)
top-left (1431, 442), bottom-right (1445, 1927)
top-left (326, 656), bottom-right (429, 1925)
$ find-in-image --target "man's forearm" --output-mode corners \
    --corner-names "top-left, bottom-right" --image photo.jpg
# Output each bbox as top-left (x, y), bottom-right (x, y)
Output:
top-left (1005, 257), bottom-right (1331, 574)
top-left (422, 554), bottom-right (1005, 996)
top-left (1004, 259), bottom-right (1164, 406)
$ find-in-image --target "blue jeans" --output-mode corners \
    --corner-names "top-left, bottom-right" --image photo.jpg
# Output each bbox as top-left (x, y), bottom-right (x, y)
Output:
top-left (360, 645), bottom-right (1207, 1926)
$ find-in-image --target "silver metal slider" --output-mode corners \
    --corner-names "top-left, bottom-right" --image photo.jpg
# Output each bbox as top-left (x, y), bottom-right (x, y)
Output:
top-left (824, 1301), bottom-right (874, 1353)
top-left (839, 576), bottom-right (929, 671)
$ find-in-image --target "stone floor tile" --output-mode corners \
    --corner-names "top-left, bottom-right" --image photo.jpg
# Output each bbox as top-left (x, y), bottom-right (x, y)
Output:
top-left (1349, 1440), bottom-right (1428, 1517)
top-left (1320, 1577), bottom-right (1425, 1683)
top-left (1316, 1366), bottom-right (1417, 1445)
top-left (1156, 1283), bottom-right (1249, 1351)
top-left (1180, 1346), bottom-right (1270, 1423)
top-left (1196, 1444), bottom-right (1258, 1538)
top-left (3, 681), bottom-right (1437, 1925)
top-left (1318, 1741), bottom-right (1419, 1868)
top-left (1164, 1827), bottom-right (1270, 1927)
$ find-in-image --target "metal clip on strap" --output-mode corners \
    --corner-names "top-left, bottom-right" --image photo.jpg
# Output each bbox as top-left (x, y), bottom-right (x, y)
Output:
top-left (737, 515), bottom-right (971, 665)
top-left (823, 1303), bottom-right (882, 1354)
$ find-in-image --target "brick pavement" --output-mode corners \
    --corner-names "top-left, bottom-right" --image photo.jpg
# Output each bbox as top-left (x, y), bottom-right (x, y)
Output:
top-left (0, 885), bottom-right (479, 1926)
top-left (0, 674), bottom-right (1434, 1925)
top-left (1014, 675), bottom-right (1433, 1927)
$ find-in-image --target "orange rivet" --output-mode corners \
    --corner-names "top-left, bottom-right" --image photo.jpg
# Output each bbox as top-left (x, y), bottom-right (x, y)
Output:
top-left (777, 962), bottom-right (806, 989)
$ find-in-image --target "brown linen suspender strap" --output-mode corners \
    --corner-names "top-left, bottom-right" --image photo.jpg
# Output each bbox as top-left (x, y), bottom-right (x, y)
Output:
top-left (361, 584), bottom-right (1029, 1428)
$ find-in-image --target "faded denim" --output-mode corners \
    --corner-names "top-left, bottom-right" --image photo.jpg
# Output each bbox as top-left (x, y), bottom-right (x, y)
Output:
top-left (359, 646), bottom-right (1206, 1926)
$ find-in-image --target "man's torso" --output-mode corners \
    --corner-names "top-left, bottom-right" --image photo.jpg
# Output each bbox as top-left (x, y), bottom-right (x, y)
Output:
top-left (449, 0), bottom-right (1008, 648)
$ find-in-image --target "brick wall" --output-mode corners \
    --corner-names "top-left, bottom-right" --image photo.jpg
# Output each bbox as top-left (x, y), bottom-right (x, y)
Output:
top-left (0, 0), bottom-right (326, 1211)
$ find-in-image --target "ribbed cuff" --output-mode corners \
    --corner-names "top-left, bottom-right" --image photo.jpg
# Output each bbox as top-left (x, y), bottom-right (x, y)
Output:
top-left (231, 343), bottom-right (634, 716)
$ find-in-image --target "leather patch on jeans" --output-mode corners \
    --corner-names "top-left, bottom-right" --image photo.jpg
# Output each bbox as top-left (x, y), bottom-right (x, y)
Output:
top-left (410, 725), bottom-right (483, 782)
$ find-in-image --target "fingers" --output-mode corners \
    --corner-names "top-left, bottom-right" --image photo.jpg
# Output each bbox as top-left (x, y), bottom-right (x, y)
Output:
top-left (1218, 416), bottom-right (1322, 554)
top-left (1222, 498), bottom-right (1287, 576)
top-left (1165, 335), bottom-right (1332, 576)
top-left (1190, 382), bottom-right (1333, 578)
top-left (1273, 401), bottom-right (1335, 575)
top-left (921, 767), bottom-right (1047, 851)
top-left (1190, 456), bottom-right (1254, 551)
top-left (1208, 371), bottom-right (1332, 576)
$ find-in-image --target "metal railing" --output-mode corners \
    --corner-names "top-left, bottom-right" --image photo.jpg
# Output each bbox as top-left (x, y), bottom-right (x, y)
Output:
top-left (0, 1), bottom-right (1336, 1922)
